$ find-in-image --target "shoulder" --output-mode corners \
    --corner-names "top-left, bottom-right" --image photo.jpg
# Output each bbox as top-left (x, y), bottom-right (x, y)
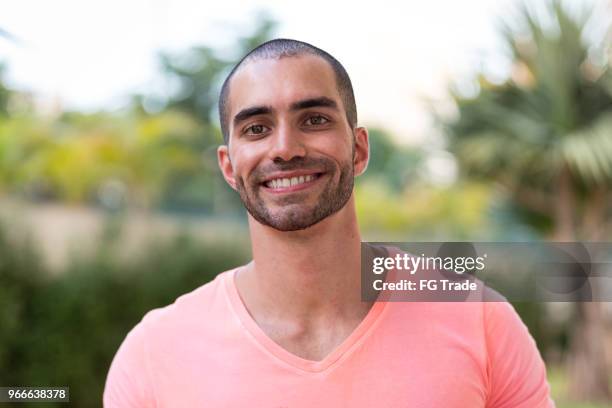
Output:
top-left (103, 267), bottom-right (240, 407)
top-left (482, 300), bottom-right (554, 407)
top-left (138, 268), bottom-right (235, 334)
top-left (482, 299), bottom-right (541, 370)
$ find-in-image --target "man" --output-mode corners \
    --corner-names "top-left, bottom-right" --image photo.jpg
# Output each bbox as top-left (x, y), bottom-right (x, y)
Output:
top-left (104, 39), bottom-right (554, 407)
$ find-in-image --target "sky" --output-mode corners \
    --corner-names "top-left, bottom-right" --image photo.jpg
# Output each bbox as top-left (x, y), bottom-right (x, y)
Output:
top-left (0, 0), bottom-right (605, 143)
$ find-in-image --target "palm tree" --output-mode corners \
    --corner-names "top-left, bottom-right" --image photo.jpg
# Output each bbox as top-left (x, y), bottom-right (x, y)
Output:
top-left (442, 0), bottom-right (612, 402)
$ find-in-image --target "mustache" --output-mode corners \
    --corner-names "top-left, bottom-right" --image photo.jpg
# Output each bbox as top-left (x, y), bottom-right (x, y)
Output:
top-left (250, 157), bottom-right (335, 184)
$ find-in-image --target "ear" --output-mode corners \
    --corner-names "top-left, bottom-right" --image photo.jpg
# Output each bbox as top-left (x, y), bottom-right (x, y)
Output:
top-left (353, 126), bottom-right (370, 176)
top-left (217, 145), bottom-right (238, 190)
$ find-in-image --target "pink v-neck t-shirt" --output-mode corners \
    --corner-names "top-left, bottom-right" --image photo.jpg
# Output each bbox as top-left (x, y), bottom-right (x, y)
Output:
top-left (104, 267), bottom-right (554, 407)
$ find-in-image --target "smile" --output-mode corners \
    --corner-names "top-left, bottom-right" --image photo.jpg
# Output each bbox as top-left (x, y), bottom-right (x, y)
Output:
top-left (262, 172), bottom-right (324, 192)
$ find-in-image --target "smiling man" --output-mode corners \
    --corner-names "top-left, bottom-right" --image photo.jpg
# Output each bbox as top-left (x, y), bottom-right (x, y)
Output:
top-left (104, 39), bottom-right (554, 407)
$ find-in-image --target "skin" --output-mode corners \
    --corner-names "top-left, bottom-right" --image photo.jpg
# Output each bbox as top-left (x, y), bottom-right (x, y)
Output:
top-left (217, 54), bottom-right (371, 361)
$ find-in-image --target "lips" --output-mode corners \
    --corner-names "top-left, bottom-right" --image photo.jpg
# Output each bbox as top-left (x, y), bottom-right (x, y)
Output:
top-left (257, 170), bottom-right (326, 193)
top-left (252, 158), bottom-right (333, 193)
top-left (263, 173), bottom-right (324, 189)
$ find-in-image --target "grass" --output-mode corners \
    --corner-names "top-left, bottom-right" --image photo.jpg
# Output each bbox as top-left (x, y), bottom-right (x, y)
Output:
top-left (548, 366), bottom-right (611, 408)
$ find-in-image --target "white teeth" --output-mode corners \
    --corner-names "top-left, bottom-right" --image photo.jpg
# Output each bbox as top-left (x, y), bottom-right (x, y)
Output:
top-left (267, 174), bottom-right (318, 189)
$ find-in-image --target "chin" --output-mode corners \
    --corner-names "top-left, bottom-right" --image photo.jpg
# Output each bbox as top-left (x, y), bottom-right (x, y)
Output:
top-left (266, 211), bottom-right (322, 232)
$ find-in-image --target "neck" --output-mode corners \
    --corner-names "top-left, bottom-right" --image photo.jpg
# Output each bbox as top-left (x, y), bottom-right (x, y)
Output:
top-left (237, 196), bottom-right (367, 323)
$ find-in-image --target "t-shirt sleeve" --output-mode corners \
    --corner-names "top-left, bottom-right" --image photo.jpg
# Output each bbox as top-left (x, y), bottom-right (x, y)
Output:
top-left (103, 319), bottom-right (155, 407)
top-left (484, 301), bottom-right (555, 408)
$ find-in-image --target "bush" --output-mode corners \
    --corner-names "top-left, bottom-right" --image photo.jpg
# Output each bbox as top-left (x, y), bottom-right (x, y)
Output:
top-left (0, 219), bottom-right (248, 407)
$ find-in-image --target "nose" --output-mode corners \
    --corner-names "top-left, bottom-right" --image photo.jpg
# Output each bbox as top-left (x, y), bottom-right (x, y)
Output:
top-left (268, 123), bottom-right (306, 162)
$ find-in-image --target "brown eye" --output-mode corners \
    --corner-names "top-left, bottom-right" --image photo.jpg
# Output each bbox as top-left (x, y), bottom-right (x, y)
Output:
top-left (305, 115), bottom-right (329, 126)
top-left (245, 124), bottom-right (268, 135)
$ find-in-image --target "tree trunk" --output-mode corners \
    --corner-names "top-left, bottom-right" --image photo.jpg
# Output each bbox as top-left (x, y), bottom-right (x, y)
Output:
top-left (565, 180), bottom-right (611, 402)
top-left (553, 164), bottom-right (575, 241)
top-left (567, 302), bottom-right (611, 402)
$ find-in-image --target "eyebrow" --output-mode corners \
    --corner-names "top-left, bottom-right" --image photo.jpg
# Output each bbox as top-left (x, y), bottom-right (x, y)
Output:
top-left (232, 97), bottom-right (339, 128)
top-left (233, 106), bottom-right (273, 128)
top-left (290, 97), bottom-right (338, 111)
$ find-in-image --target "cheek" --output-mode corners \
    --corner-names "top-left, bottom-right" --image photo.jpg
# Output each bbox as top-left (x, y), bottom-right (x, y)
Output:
top-left (318, 137), bottom-right (353, 165)
top-left (231, 144), bottom-right (264, 176)
top-left (309, 129), bottom-right (352, 154)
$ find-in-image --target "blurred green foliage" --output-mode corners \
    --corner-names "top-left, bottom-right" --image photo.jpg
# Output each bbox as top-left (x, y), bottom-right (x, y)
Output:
top-left (0, 218), bottom-right (249, 407)
top-left (443, 0), bottom-right (612, 239)
top-left (0, 111), bottom-right (203, 205)
top-left (356, 180), bottom-right (492, 239)
top-left (549, 367), bottom-right (612, 408)
top-left (442, 0), bottom-right (612, 402)
top-left (360, 128), bottom-right (424, 192)
top-left (0, 64), bottom-right (11, 117)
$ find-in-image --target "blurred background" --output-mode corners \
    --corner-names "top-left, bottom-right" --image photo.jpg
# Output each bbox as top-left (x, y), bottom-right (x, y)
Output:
top-left (1, 0), bottom-right (611, 406)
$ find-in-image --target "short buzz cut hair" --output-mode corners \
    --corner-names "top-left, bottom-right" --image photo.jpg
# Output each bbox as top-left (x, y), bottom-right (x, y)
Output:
top-left (218, 38), bottom-right (358, 144)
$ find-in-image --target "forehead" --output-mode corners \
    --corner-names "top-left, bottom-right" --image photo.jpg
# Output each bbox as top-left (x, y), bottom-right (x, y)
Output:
top-left (227, 55), bottom-right (341, 117)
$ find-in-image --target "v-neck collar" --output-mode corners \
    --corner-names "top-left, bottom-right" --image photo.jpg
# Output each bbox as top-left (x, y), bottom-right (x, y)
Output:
top-left (223, 267), bottom-right (389, 374)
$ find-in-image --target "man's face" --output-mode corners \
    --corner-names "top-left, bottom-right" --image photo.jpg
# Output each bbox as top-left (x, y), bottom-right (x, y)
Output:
top-left (218, 55), bottom-right (368, 231)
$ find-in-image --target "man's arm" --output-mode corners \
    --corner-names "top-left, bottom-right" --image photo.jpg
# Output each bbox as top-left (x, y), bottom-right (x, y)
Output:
top-left (103, 320), bottom-right (155, 407)
top-left (484, 301), bottom-right (555, 408)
